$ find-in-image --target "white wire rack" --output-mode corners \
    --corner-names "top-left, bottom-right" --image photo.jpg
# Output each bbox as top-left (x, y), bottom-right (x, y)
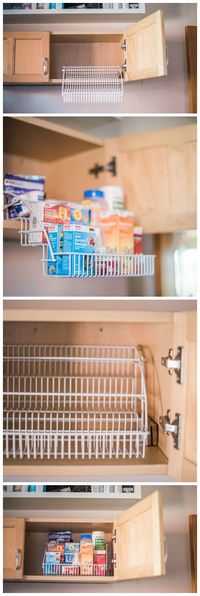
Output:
top-left (42, 562), bottom-right (107, 576)
top-left (62, 66), bottom-right (123, 103)
top-left (3, 344), bottom-right (148, 461)
top-left (19, 218), bottom-right (156, 278)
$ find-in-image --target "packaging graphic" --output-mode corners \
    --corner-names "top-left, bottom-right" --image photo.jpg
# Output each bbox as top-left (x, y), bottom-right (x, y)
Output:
top-left (4, 173), bottom-right (45, 219)
top-left (80, 543), bottom-right (93, 576)
top-left (29, 202), bottom-right (91, 245)
top-left (47, 224), bottom-right (96, 277)
top-left (70, 204), bottom-right (91, 226)
top-left (29, 201), bottom-right (70, 245)
top-left (100, 210), bottom-right (134, 254)
top-left (64, 543), bottom-right (80, 565)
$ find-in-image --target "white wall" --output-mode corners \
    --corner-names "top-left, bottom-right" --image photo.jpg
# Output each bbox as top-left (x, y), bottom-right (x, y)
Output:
top-left (4, 227), bottom-right (156, 297)
top-left (3, 4), bottom-right (197, 114)
top-left (3, 486), bottom-right (197, 593)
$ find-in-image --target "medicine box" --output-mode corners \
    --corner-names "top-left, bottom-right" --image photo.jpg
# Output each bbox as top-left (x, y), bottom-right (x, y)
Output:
top-left (47, 224), bottom-right (96, 277)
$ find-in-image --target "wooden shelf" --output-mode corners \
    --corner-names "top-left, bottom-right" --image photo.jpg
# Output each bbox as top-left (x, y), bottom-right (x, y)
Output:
top-left (10, 116), bottom-right (103, 148)
top-left (3, 447), bottom-right (168, 482)
top-left (22, 574), bottom-right (115, 583)
top-left (3, 220), bottom-right (21, 241)
top-left (3, 299), bottom-right (196, 322)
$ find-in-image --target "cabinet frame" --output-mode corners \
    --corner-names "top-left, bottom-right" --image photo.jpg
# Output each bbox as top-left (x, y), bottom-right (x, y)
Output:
top-left (3, 10), bottom-right (167, 86)
top-left (3, 490), bottom-right (165, 583)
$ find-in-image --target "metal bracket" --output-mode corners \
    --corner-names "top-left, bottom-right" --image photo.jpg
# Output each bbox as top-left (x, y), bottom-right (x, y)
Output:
top-left (112, 529), bottom-right (117, 543)
top-left (161, 346), bottom-right (184, 384)
top-left (89, 156), bottom-right (116, 179)
top-left (121, 39), bottom-right (127, 50)
top-left (159, 409), bottom-right (180, 450)
top-left (112, 556), bottom-right (117, 568)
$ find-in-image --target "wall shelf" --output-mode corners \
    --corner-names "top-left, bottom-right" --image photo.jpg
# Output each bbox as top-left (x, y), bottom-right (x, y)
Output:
top-left (4, 6), bottom-right (146, 25)
top-left (3, 488), bottom-right (142, 512)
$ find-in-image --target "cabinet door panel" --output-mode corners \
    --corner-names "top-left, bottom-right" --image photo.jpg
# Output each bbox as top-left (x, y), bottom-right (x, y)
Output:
top-left (114, 491), bottom-right (165, 581)
top-left (168, 312), bottom-right (197, 481)
top-left (3, 32), bottom-right (50, 83)
top-left (109, 125), bottom-right (196, 234)
top-left (3, 517), bottom-right (25, 579)
top-left (124, 10), bottom-right (167, 82)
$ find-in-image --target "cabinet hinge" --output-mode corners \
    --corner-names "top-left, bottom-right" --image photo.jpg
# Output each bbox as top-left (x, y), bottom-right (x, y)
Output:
top-left (161, 346), bottom-right (184, 384)
top-left (112, 556), bottom-right (117, 568)
top-left (159, 409), bottom-right (180, 450)
top-left (122, 60), bottom-right (127, 72)
top-left (112, 529), bottom-right (117, 543)
top-left (89, 156), bottom-right (117, 178)
top-left (121, 39), bottom-right (127, 51)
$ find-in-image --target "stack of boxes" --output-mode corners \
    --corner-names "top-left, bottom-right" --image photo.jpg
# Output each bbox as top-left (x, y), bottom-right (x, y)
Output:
top-left (43, 531), bottom-right (107, 576)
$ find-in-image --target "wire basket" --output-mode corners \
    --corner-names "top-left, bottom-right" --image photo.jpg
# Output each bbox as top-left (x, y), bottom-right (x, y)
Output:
top-left (42, 562), bottom-right (107, 576)
top-left (3, 344), bottom-right (149, 461)
top-left (19, 218), bottom-right (156, 279)
top-left (62, 66), bottom-right (123, 103)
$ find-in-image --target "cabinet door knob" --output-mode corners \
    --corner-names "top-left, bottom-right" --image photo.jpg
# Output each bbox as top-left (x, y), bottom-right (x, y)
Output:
top-left (16, 548), bottom-right (22, 571)
top-left (43, 57), bottom-right (49, 75)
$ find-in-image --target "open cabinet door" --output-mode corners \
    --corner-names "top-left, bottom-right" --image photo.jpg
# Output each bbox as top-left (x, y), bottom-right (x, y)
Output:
top-left (123, 10), bottom-right (167, 82)
top-left (114, 491), bottom-right (166, 581)
top-left (3, 517), bottom-right (25, 579)
top-left (167, 311), bottom-right (197, 481)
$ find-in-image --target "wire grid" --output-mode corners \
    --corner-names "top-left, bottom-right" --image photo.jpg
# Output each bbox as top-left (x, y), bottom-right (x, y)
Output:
top-left (19, 218), bottom-right (156, 278)
top-left (62, 66), bottom-right (123, 103)
top-left (42, 562), bottom-right (107, 577)
top-left (3, 344), bottom-right (148, 460)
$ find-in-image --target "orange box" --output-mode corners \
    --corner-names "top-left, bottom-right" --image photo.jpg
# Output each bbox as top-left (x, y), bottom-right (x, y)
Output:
top-left (100, 210), bottom-right (134, 255)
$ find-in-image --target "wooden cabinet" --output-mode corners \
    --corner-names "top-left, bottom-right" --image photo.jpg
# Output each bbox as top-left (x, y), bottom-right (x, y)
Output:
top-left (3, 118), bottom-right (197, 235)
top-left (3, 10), bottom-right (167, 85)
top-left (124, 10), bottom-right (167, 82)
top-left (3, 32), bottom-right (50, 83)
top-left (108, 124), bottom-right (197, 233)
top-left (3, 517), bottom-right (25, 580)
top-left (3, 301), bottom-right (197, 482)
top-left (185, 26), bottom-right (197, 113)
top-left (3, 491), bottom-right (166, 582)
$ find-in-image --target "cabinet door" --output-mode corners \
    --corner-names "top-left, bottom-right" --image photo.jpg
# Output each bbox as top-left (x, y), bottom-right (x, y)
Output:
top-left (123, 10), bottom-right (167, 82)
top-left (3, 517), bottom-right (25, 579)
top-left (114, 491), bottom-right (165, 581)
top-left (105, 124), bottom-right (196, 234)
top-left (167, 312), bottom-right (197, 481)
top-left (3, 32), bottom-right (50, 83)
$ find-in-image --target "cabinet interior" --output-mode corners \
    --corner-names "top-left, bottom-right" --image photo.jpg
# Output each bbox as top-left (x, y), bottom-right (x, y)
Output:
top-left (3, 320), bottom-right (172, 470)
top-left (50, 33), bottom-right (123, 79)
top-left (24, 520), bottom-right (113, 577)
top-left (4, 117), bottom-right (105, 204)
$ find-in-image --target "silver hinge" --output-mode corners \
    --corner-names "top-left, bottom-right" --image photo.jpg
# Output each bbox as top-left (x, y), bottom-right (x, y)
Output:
top-left (121, 39), bottom-right (127, 50)
top-left (161, 346), bottom-right (184, 384)
top-left (112, 556), bottom-right (117, 568)
top-left (159, 409), bottom-right (180, 450)
top-left (112, 529), bottom-right (117, 543)
top-left (122, 60), bottom-right (127, 72)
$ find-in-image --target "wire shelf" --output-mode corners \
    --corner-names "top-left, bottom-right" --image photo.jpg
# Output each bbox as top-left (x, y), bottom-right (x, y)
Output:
top-left (62, 66), bottom-right (123, 103)
top-left (19, 218), bottom-right (156, 279)
top-left (3, 344), bottom-right (148, 461)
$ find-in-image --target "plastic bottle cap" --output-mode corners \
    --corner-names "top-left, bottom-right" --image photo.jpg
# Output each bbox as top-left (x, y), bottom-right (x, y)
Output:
top-left (84, 190), bottom-right (104, 199)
